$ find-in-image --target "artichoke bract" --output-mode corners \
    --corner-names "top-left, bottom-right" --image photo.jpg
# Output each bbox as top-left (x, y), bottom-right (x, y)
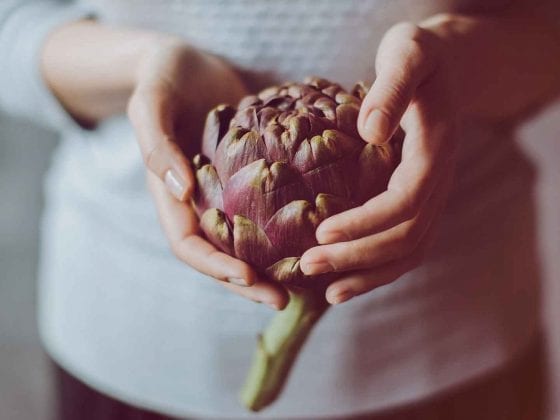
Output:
top-left (192, 77), bottom-right (402, 411)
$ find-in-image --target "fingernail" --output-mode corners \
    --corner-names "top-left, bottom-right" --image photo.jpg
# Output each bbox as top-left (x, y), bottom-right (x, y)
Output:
top-left (363, 110), bottom-right (390, 144)
top-left (164, 169), bottom-right (187, 201)
top-left (328, 290), bottom-right (354, 305)
top-left (300, 260), bottom-right (334, 275)
top-left (268, 302), bottom-right (282, 310)
top-left (227, 277), bottom-right (249, 287)
top-left (259, 297), bottom-right (283, 310)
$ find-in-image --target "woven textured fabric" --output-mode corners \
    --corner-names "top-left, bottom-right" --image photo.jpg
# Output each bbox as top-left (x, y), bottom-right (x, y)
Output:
top-left (92, 0), bottom-right (385, 88)
top-left (0, 0), bottom-right (535, 418)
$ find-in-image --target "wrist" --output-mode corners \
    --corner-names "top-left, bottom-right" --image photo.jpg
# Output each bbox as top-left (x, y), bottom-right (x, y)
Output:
top-left (41, 20), bottom-right (183, 124)
top-left (132, 33), bottom-right (191, 87)
top-left (419, 12), bottom-right (560, 121)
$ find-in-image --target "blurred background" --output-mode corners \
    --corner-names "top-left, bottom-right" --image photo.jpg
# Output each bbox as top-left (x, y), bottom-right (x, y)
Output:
top-left (0, 115), bottom-right (57, 419)
top-left (0, 102), bottom-right (559, 419)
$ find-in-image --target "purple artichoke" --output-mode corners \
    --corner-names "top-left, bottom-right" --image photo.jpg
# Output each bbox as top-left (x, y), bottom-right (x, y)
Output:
top-left (192, 77), bottom-right (402, 411)
top-left (193, 77), bottom-right (401, 286)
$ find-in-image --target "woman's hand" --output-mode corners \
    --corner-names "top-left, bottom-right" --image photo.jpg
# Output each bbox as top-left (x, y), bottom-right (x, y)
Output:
top-left (301, 5), bottom-right (560, 305)
top-left (300, 22), bottom-right (457, 304)
top-left (128, 40), bottom-right (289, 310)
top-left (42, 22), bottom-right (288, 309)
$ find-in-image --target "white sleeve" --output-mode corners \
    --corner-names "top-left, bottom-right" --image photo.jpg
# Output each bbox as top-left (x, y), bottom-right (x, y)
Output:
top-left (0, 1), bottom-right (94, 131)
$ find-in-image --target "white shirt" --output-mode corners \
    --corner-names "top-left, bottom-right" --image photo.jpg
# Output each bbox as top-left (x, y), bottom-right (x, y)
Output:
top-left (0, 1), bottom-right (541, 418)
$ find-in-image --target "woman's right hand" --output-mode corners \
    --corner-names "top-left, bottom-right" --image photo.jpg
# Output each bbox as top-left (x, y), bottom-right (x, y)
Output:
top-left (129, 40), bottom-right (289, 310)
top-left (42, 21), bottom-right (288, 309)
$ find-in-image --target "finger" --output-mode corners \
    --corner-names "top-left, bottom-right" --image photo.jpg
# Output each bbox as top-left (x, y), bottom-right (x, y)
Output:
top-left (358, 22), bottom-right (438, 144)
top-left (220, 280), bottom-right (289, 311)
top-left (326, 220), bottom-right (441, 304)
top-left (318, 101), bottom-right (454, 244)
top-left (150, 171), bottom-right (288, 309)
top-left (147, 172), bottom-right (257, 286)
top-left (303, 168), bottom-right (452, 275)
top-left (128, 85), bottom-right (195, 201)
top-left (324, 246), bottom-right (424, 305)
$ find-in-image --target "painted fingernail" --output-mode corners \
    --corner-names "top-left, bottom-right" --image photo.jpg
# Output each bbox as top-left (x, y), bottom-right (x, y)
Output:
top-left (227, 277), bottom-right (249, 287)
top-left (363, 110), bottom-right (390, 144)
top-left (300, 260), bottom-right (334, 275)
top-left (328, 290), bottom-right (354, 305)
top-left (164, 169), bottom-right (187, 201)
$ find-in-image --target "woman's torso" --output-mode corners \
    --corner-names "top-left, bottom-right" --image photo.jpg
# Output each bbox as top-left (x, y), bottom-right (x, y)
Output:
top-left (38, 1), bottom-right (540, 418)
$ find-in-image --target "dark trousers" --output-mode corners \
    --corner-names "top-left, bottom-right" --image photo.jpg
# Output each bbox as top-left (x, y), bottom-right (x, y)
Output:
top-left (54, 364), bottom-right (176, 420)
top-left (53, 336), bottom-right (546, 420)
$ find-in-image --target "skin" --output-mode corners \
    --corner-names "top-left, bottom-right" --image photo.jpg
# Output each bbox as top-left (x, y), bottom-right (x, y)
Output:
top-left (302, 4), bottom-right (560, 304)
top-left (42, 2), bottom-right (560, 309)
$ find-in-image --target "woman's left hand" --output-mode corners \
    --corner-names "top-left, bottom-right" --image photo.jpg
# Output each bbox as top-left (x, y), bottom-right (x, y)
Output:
top-left (300, 22), bottom-right (458, 305)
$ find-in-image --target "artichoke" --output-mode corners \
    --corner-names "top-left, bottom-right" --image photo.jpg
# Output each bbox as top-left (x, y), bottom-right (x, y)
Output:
top-left (192, 77), bottom-right (402, 411)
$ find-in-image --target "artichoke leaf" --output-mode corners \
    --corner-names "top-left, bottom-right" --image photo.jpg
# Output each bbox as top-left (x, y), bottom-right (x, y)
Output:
top-left (224, 160), bottom-right (311, 228)
top-left (214, 128), bottom-right (266, 184)
top-left (315, 193), bottom-right (351, 220)
top-left (233, 215), bottom-right (278, 269)
top-left (200, 208), bottom-right (233, 254)
top-left (264, 200), bottom-right (319, 257)
top-left (335, 103), bottom-right (360, 138)
top-left (201, 104), bottom-right (236, 160)
top-left (265, 258), bottom-right (305, 284)
top-left (194, 162), bottom-right (223, 214)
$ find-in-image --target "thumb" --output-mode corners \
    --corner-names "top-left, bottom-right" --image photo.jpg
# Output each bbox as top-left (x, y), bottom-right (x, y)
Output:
top-left (128, 85), bottom-right (195, 201)
top-left (358, 23), bottom-right (438, 144)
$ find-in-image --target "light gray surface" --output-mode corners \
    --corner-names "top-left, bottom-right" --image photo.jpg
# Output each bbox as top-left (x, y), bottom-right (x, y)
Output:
top-left (0, 114), bottom-right (57, 420)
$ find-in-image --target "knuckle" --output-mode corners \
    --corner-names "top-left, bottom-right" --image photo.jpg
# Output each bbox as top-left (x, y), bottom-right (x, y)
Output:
top-left (126, 91), bottom-right (142, 121)
top-left (386, 22), bottom-right (432, 52)
top-left (127, 85), bottom-right (167, 123)
top-left (423, 13), bottom-right (456, 30)
top-left (397, 190), bottom-right (421, 221)
top-left (169, 240), bottom-right (182, 260)
top-left (382, 21), bottom-right (438, 70)
top-left (405, 30), bottom-right (436, 68)
top-left (168, 233), bottom-right (192, 260)
top-left (347, 240), bottom-right (384, 271)
top-left (386, 22), bottom-right (421, 42)
top-left (144, 141), bottom-right (168, 173)
top-left (144, 144), bottom-right (158, 169)
top-left (345, 242), bottom-right (368, 270)
top-left (127, 85), bottom-right (154, 115)
top-left (329, 245), bottom-right (357, 272)
top-left (376, 82), bottom-right (409, 114)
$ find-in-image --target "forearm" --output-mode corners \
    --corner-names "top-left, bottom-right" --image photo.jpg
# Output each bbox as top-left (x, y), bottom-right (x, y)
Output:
top-left (422, 11), bottom-right (560, 121)
top-left (41, 20), bottom-right (170, 126)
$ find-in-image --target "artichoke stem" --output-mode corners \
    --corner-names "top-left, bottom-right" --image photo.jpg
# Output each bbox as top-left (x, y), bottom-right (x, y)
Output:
top-left (240, 287), bottom-right (329, 412)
